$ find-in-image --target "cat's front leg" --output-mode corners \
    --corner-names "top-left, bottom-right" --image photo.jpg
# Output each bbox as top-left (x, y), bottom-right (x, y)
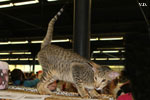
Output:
top-left (88, 89), bottom-right (102, 99)
top-left (75, 83), bottom-right (90, 98)
top-left (72, 65), bottom-right (90, 98)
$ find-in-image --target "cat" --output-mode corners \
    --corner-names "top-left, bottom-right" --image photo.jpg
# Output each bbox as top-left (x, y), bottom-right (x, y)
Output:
top-left (37, 7), bottom-right (119, 98)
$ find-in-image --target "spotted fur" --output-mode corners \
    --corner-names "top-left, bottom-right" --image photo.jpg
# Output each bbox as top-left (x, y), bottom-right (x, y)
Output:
top-left (37, 7), bottom-right (119, 98)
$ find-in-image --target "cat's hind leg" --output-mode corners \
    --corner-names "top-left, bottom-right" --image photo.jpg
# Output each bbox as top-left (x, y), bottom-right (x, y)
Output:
top-left (37, 55), bottom-right (56, 95)
top-left (37, 71), bottom-right (56, 95)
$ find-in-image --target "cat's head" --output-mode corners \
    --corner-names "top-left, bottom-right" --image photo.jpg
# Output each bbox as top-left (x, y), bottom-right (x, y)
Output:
top-left (90, 62), bottom-right (119, 91)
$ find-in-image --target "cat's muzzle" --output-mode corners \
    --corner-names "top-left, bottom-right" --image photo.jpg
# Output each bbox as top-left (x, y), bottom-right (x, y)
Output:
top-left (95, 87), bottom-right (102, 91)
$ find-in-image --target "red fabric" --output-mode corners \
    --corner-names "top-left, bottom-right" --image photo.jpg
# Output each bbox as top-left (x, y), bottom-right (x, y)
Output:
top-left (117, 93), bottom-right (132, 100)
top-left (38, 70), bottom-right (43, 74)
top-left (62, 83), bottom-right (66, 91)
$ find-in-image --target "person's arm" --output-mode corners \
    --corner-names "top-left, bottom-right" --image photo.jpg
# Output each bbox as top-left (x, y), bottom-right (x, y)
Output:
top-left (23, 78), bottom-right (40, 87)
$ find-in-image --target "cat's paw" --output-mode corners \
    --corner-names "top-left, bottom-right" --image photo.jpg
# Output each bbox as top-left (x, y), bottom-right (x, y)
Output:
top-left (91, 95), bottom-right (102, 99)
top-left (81, 94), bottom-right (91, 99)
top-left (37, 82), bottom-right (52, 95)
top-left (82, 96), bottom-right (90, 99)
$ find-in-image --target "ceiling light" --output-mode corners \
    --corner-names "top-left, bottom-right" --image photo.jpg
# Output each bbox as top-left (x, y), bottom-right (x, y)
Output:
top-left (52, 39), bottom-right (70, 43)
top-left (20, 58), bottom-right (29, 60)
top-left (12, 52), bottom-right (25, 54)
top-left (0, 3), bottom-right (13, 8)
top-left (121, 50), bottom-right (125, 52)
top-left (99, 37), bottom-right (123, 41)
top-left (0, 58), bottom-right (9, 60)
top-left (0, 0), bottom-right (10, 2)
top-left (31, 39), bottom-right (70, 43)
top-left (14, 0), bottom-right (39, 6)
top-left (11, 52), bottom-right (31, 54)
top-left (109, 66), bottom-right (124, 69)
top-left (90, 58), bottom-right (94, 60)
top-left (108, 58), bottom-right (120, 60)
top-left (9, 58), bottom-right (18, 61)
top-left (90, 38), bottom-right (99, 41)
top-left (24, 52), bottom-right (31, 54)
top-left (31, 40), bottom-right (42, 43)
top-left (0, 42), bottom-right (9, 45)
top-left (93, 51), bottom-right (100, 53)
top-left (47, 0), bottom-right (58, 2)
top-left (12, 52), bottom-right (24, 54)
top-left (121, 58), bottom-right (125, 60)
top-left (8, 41), bottom-right (28, 44)
top-left (0, 41), bottom-right (28, 45)
top-left (95, 58), bottom-right (107, 60)
top-left (29, 58), bottom-right (33, 60)
top-left (102, 50), bottom-right (119, 53)
top-left (0, 53), bottom-right (10, 55)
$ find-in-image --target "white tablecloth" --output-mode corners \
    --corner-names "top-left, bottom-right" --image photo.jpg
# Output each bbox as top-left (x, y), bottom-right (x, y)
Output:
top-left (0, 90), bottom-right (49, 100)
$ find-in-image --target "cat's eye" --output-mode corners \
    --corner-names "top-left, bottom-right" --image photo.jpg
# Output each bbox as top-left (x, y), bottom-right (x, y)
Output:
top-left (94, 77), bottom-right (97, 80)
top-left (102, 79), bottom-right (106, 82)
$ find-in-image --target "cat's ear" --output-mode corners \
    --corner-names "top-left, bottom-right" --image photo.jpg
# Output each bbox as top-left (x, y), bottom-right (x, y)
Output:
top-left (89, 62), bottom-right (100, 68)
top-left (92, 67), bottom-right (98, 73)
top-left (108, 71), bottom-right (119, 80)
top-left (89, 62), bottom-right (99, 72)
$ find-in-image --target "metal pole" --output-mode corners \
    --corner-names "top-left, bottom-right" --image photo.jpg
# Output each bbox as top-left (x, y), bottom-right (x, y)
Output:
top-left (32, 56), bottom-right (35, 73)
top-left (73, 0), bottom-right (91, 60)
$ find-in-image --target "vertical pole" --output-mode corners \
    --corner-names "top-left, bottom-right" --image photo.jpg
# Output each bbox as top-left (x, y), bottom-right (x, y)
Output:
top-left (32, 56), bottom-right (35, 73)
top-left (73, 0), bottom-right (91, 60)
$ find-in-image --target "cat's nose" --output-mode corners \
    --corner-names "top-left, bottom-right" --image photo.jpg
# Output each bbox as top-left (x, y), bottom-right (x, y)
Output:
top-left (96, 87), bottom-right (102, 90)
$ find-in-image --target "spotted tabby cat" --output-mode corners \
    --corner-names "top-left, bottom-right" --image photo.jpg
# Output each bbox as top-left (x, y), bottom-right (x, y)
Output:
top-left (37, 7), bottom-right (119, 98)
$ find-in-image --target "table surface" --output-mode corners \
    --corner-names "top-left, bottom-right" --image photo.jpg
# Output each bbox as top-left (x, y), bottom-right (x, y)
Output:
top-left (0, 89), bottom-right (113, 100)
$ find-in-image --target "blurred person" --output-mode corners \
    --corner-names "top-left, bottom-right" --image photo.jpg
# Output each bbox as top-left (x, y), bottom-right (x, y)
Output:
top-left (36, 70), bottom-right (43, 79)
top-left (11, 69), bottom-right (40, 87)
top-left (28, 72), bottom-right (36, 80)
top-left (117, 81), bottom-right (133, 100)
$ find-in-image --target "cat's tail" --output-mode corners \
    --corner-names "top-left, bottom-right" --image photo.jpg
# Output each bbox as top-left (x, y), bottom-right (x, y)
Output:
top-left (41, 7), bottom-right (64, 49)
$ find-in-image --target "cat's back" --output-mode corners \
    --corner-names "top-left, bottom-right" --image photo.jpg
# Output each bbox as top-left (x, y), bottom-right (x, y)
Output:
top-left (38, 44), bottom-right (87, 62)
